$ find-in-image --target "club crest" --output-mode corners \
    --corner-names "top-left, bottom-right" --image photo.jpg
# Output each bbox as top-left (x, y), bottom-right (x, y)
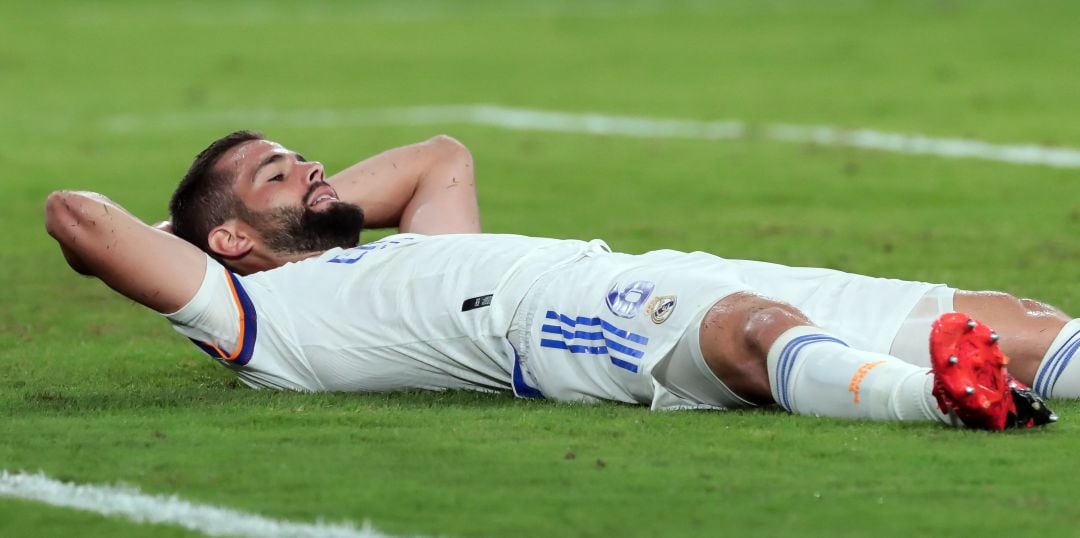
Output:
top-left (646, 295), bottom-right (677, 324)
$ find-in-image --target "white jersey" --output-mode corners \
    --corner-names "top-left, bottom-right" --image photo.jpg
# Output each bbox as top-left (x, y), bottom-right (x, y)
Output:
top-left (165, 232), bottom-right (938, 409)
top-left (165, 233), bottom-right (596, 393)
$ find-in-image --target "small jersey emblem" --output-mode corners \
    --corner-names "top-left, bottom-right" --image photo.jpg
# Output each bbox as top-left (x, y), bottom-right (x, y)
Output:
top-left (646, 295), bottom-right (677, 324)
top-left (461, 294), bottom-right (493, 312)
top-left (605, 281), bottom-right (655, 319)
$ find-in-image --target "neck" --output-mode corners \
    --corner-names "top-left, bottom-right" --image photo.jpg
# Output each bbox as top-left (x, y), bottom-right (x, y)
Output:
top-left (279, 250), bottom-right (325, 264)
top-left (228, 249), bottom-right (325, 276)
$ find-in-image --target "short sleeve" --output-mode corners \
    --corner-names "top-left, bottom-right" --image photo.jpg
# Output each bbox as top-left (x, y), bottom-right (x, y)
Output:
top-left (163, 255), bottom-right (257, 366)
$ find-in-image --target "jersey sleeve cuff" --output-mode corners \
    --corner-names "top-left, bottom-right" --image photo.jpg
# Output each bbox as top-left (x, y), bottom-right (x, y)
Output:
top-left (163, 254), bottom-right (220, 322)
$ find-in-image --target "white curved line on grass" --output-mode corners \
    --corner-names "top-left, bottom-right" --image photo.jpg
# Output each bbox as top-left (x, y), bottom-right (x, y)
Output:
top-left (102, 104), bottom-right (1080, 169)
top-left (0, 470), bottom-right (401, 538)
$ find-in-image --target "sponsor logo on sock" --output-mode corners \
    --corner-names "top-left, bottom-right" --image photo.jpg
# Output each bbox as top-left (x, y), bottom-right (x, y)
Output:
top-left (848, 360), bottom-right (886, 403)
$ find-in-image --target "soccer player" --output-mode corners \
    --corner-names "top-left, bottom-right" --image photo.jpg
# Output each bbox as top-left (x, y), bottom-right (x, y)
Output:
top-left (45, 132), bottom-right (1075, 431)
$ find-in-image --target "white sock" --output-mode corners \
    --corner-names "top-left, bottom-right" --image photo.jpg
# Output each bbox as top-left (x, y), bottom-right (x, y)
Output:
top-left (1032, 319), bottom-right (1080, 398)
top-left (767, 326), bottom-right (952, 424)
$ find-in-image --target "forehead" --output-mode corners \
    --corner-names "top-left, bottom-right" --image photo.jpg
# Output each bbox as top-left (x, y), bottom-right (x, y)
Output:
top-left (218, 139), bottom-right (289, 182)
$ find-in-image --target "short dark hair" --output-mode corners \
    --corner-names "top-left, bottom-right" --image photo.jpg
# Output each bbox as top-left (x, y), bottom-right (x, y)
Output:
top-left (169, 130), bottom-right (264, 254)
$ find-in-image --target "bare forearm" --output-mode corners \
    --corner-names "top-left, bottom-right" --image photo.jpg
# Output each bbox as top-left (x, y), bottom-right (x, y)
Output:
top-left (327, 135), bottom-right (480, 234)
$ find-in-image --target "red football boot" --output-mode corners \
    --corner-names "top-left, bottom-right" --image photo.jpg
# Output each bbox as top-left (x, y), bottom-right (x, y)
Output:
top-left (930, 312), bottom-right (1056, 431)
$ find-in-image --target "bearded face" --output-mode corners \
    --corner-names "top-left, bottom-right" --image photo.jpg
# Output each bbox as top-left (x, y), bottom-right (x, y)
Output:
top-left (238, 198), bottom-right (365, 256)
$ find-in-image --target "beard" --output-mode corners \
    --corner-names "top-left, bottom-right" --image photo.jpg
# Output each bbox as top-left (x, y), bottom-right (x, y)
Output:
top-left (239, 200), bottom-right (365, 256)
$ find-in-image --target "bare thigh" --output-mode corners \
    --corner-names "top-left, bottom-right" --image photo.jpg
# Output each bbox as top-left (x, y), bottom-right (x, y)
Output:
top-left (954, 291), bottom-right (1070, 385)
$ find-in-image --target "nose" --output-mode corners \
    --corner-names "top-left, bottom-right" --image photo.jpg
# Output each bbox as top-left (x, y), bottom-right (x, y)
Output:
top-left (302, 160), bottom-right (324, 184)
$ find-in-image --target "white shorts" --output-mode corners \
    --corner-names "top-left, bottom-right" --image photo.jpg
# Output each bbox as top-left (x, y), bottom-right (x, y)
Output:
top-left (507, 248), bottom-right (943, 409)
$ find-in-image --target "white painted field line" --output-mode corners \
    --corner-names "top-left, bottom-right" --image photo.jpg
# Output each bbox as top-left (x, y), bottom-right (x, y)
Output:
top-left (765, 122), bottom-right (1080, 168)
top-left (102, 104), bottom-right (745, 140)
top-left (102, 104), bottom-right (1080, 169)
top-left (0, 470), bottom-right (401, 538)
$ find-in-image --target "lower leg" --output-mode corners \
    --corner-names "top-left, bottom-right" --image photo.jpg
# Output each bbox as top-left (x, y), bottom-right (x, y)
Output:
top-left (696, 293), bottom-right (950, 423)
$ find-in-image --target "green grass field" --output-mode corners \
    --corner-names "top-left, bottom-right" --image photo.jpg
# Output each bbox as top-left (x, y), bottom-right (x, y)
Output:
top-left (3, 1), bottom-right (1080, 536)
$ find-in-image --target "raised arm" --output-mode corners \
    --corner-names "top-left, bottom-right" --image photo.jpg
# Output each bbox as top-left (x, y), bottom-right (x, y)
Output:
top-left (327, 135), bottom-right (480, 234)
top-left (45, 191), bottom-right (208, 314)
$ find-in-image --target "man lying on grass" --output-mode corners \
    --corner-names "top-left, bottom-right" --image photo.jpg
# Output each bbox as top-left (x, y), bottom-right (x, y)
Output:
top-left (46, 131), bottom-right (1076, 431)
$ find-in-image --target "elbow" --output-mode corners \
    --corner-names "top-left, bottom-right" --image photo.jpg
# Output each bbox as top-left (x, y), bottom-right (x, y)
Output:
top-left (44, 191), bottom-right (77, 240)
top-left (429, 134), bottom-right (474, 165)
top-left (45, 191), bottom-right (95, 250)
top-left (430, 133), bottom-right (468, 150)
top-left (45, 191), bottom-right (96, 275)
top-left (44, 191), bottom-right (92, 275)
top-left (429, 134), bottom-right (476, 186)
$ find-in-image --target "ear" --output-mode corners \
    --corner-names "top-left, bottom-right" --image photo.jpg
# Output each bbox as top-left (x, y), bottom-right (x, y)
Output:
top-left (207, 219), bottom-right (254, 259)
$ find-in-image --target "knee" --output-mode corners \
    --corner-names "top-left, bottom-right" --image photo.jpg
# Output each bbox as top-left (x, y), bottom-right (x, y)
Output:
top-left (698, 295), bottom-right (809, 404)
top-left (742, 304), bottom-right (812, 355)
top-left (988, 291), bottom-right (1046, 317)
top-left (980, 291), bottom-right (1020, 307)
top-left (1018, 297), bottom-right (1067, 319)
top-left (963, 290), bottom-right (1066, 320)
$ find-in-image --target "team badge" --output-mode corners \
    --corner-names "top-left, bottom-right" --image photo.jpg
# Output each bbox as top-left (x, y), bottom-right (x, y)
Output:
top-left (605, 281), bottom-right (655, 319)
top-left (646, 295), bottom-right (677, 324)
